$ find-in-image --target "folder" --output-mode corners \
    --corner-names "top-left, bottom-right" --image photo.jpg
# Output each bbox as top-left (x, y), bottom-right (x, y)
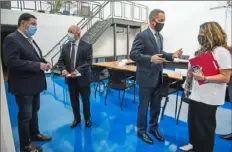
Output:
top-left (189, 51), bottom-right (219, 85)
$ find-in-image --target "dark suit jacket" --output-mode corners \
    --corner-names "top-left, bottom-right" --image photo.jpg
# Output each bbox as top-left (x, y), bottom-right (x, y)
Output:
top-left (130, 28), bottom-right (173, 88)
top-left (3, 30), bottom-right (47, 96)
top-left (57, 40), bottom-right (93, 87)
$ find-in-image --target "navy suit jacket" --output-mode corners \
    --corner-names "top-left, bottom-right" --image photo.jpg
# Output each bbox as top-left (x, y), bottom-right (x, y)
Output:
top-left (57, 40), bottom-right (93, 87)
top-left (130, 28), bottom-right (173, 88)
top-left (3, 30), bottom-right (47, 95)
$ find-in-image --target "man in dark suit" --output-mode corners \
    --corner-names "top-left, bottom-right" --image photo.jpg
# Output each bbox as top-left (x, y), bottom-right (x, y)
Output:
top-left (130, 9), bottom-right (182, 144)
top-left (57, 25), bottom-right (93, 128)
top-left (3, 13), bottom-right (52, 152)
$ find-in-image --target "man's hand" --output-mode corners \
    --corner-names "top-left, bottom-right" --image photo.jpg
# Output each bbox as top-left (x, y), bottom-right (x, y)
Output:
top-left (172, 48), bottom-right (183, 58)
top-left (151, 54), bottom-right (165, 63)
top-left (61, 70), bottom-right (69, 78)
top-left (40, 63), bottom-right (50, 71)
top-left (71, 70), bottom-right (79, 78)
top-left (46, 63), bottom-right (52, 70)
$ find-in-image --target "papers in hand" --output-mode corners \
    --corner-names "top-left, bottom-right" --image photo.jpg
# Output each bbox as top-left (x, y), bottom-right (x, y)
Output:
top-left (175, 69), bottom-right (187, 77)
top-left (174, 58), bottom-right (189, 63)
top-left (67, 73), bottom-right (81, 77)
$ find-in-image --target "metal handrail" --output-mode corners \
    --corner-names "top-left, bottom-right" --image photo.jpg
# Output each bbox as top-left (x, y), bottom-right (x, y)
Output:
top-left (79, 1), bottom-right (109, 29)
top-left (48, 1), bottom-right (148, 61)
top-left (44, 16), bottom-right (86, 57)
top-left (49, 1), bottom-right (109, 68)
top-left (45, 1), bottom-right (109, 58)
top-left (10, 1), bottom-right (102, 13)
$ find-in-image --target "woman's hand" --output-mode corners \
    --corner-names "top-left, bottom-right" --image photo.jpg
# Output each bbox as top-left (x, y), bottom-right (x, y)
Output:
top-left (192, 70), bottom-right (205, 81)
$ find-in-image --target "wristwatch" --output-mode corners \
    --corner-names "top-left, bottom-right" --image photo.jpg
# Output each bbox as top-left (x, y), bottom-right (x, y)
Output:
top-left (203, 76), bottom-right (209, 83)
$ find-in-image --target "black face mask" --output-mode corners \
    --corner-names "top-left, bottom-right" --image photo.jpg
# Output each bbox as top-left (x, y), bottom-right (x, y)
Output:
top-left (154, 22), bottom-right (164, 32)
top-left (198, 34), bottom-right (205, 45)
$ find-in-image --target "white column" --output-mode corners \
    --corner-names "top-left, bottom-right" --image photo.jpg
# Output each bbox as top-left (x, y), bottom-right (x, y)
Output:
top-left (0, 65), bottom-right (15, 152)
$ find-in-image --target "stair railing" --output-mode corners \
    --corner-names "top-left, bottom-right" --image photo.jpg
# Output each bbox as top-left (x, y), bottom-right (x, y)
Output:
top-left (49, 1), bottom-right (109, 70)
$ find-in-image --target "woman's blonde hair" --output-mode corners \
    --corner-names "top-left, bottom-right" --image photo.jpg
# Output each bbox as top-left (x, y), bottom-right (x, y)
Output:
top-left (200, 21), bottom-right (232, 54)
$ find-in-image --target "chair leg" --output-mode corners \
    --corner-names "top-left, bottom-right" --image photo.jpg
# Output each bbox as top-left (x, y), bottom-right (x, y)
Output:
top-left (161, 97), bottom-right (169, 120)
top-left (175, 90), bottom-right (179, 119)
top-left (118, 91), bottom-right (120, 99)
top-left (94, 82), bottom-right (99, 98)
top-left (176, 99), bottom-right (183, 125)
top-left (105, 88), bottom-right (109, 106)
top-left (121, 90), bottom-right (125, 111)
top-left (133, 84), bottom-right (136, 103)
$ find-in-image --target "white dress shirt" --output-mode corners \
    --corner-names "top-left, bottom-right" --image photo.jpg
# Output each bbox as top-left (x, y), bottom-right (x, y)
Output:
top-left (17, 29), bottom-right (41, 58)
top-left (189, 46), bottom-right (232, 105)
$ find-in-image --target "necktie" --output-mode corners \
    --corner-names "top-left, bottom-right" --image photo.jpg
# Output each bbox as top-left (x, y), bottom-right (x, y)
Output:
top-left (70, 43), bottom-right (76, 72)
top-left (32, 40), bottom-right (42, 58)
top-left (155, 33), bottom-right (161, 53)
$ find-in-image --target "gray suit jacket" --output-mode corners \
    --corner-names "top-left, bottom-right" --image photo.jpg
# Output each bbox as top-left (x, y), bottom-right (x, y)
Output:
top-left (130, 28), bottom-right (173, 88)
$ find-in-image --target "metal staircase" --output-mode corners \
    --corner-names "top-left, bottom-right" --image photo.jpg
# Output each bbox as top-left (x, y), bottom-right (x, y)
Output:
top-left (81, 19), bottom-right (111, 44)
top-left (43, 1), bottom-right (148, 76)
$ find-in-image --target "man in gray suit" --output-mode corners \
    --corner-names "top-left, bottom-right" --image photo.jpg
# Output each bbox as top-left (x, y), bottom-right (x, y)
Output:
top-left (130, 9), bottom-right (182, 144)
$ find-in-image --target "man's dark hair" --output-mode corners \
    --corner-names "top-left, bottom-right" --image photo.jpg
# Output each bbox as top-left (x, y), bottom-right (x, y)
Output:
top-left (149, 9), bottom-right (165, 22)
top-left (18, 13), bottom-right (37, 27)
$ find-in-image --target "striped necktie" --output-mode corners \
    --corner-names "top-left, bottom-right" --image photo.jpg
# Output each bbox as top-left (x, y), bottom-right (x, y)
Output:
top-left (155, 32), bottom-right (161, 53)
top-left (70, 43), bottom-right (76, 72)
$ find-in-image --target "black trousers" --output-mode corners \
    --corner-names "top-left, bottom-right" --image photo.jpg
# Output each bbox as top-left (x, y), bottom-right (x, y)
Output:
top-left (68, 78), bottom-right (91, 121)
top-left (188, 99), bottom-right (218, 152)
top-left (137, 78), bottom-right (162, 135)
top-left (15, 94), bottom-right (40, 149)
top-left (228, 76), bottom-right (232, 102)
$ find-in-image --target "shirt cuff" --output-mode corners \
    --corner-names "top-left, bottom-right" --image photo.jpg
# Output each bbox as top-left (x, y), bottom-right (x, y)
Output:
top-left (62, 70), bottom-right (67, 73)
top-left (75, 70), bottom-right (81, 76)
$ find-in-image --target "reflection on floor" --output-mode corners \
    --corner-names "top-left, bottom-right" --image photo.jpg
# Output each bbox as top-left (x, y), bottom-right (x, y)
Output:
top-left (5, 75), bottom-right (232, 152)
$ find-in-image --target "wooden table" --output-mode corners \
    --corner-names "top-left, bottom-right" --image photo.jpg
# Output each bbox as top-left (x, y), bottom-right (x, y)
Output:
top-left (93, 61), bottom-right (183, 80)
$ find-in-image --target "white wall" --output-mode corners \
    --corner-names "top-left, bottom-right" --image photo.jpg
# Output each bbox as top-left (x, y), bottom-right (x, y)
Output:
top-left (134, 1), bottom-right (232, 57)
top-left (0, 65), bottom-right (15, 152)
top-left (1, 9), bottom-right (83, 56)
top-left (93, 26), bottom-right (140, 58)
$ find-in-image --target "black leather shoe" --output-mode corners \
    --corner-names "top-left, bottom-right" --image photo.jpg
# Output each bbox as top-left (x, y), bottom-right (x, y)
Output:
top-left (220, 133), bottom-right (232, 140)
top-left (149, 129), bottom-right (165, 141)
top-left (21, 144), bottom-right (42, 152)
top-left (137, 133), bottom-right (153, 144)
top-left (70, 120), bottom-right (80, 128)
top-left (85, 120), bottom-right (92, 128)
top-left (31, 134), bottom-right (52, 142)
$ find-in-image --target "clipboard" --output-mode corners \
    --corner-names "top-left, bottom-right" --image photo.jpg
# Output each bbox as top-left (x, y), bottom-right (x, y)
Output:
top-left (189, 51), bottom-right (219, 85)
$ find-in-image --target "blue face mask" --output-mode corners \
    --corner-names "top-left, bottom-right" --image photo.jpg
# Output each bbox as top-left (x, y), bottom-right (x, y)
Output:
top-left (67, 33), bottom-right (75, 42)
top-left (26, 25), bottom-right (37, 36)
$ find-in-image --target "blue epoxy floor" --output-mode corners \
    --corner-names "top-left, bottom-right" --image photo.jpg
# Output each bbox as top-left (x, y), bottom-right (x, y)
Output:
top-left (5, 75), bottom-right (232, 152)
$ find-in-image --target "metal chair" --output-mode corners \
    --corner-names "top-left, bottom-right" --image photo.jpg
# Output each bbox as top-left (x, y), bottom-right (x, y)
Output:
top-left (160, 73), bottom-right (180, 120)
top-left (105, 68), bottom-right (136, 111)
top-left (91, 65), bottom-right (109, 98)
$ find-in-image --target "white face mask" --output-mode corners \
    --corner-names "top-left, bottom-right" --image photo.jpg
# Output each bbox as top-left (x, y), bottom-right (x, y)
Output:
top-left (67, 33), bottom-right (75, 41)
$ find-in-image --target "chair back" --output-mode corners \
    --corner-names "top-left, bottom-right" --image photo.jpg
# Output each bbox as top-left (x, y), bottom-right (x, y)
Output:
top-left (160, 73), bottom-right (170, 97)
top-left (107, 68), bottom-right (127, 90)
top-left (91, 65), bottom-right (107, 82)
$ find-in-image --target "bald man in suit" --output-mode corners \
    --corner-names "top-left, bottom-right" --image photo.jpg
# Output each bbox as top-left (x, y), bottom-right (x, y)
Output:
top-left (57, 25), bottom-right (93, 128)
